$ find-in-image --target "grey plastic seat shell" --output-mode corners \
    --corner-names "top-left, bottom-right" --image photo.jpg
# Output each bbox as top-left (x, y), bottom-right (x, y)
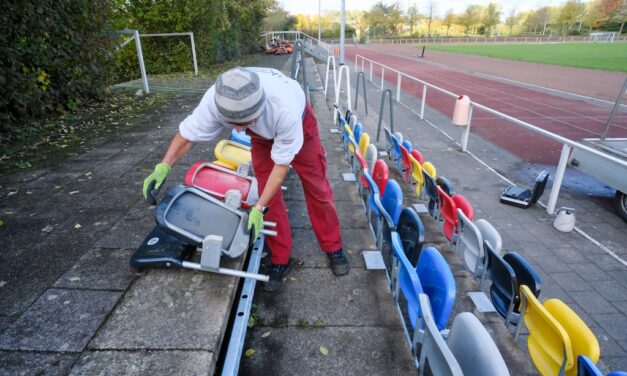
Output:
top-left (456, 209), bottom-right (484, 277)
top-left (476, 219), bottom-right (502, 254)
top-left (156, 185), bottom-right (250, 258)
top-left (447, 312), bottom-right (510, 376)
top-left (418, 294), bottom-right (463, 376)
top-left (365, 144), bottom-right (378, 172)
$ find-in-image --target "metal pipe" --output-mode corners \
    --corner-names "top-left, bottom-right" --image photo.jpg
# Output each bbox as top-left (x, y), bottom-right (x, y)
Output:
top-left (190, 33), bottom-right (198, 76)
top-left (182, 261), bottom-right (269, 282)
top-left (134, 30), bottom-right (149, 94)
top-left (601, 77), bottom-right (627, 140)
top-left (547, 144), bottom-right (573, 214)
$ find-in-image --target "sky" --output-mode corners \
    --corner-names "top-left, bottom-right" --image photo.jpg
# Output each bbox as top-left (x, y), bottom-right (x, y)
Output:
top-left (280, 0), bottom-right (569, 16)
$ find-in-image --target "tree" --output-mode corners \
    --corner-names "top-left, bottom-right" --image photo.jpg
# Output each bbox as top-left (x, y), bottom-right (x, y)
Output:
top-left (425, 0), bottom-right (437, 37)
top-left (557, 0), bottom-right (585, 35)
top-left (263, 1), bottom-right (296, 31)
top-left (506, 8), bottom-right (521, 36)
top-left (347, 10), bottom-right (368, 41)
top-left (443, 9), bottom-right (456, 36)
top-left (483, 3), bottom-right (501, 37)
top-left (366, 2), bottom-right (402, 36)
top-left (406, 4), bottom-right (422, 36)
top-left (609, 0), bottom-right (627, 34)
top-left (459, 4), bottom-right (482, 35)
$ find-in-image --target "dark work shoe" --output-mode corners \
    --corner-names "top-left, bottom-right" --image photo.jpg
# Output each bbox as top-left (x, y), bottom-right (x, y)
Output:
top-left (263, 258), bottom-right (295, 292)
top-left (327, 249), bottom-right (349, 275)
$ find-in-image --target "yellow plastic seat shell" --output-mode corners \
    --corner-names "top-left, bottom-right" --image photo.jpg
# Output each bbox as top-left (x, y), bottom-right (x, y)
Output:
top-left (211, 160), bottom-right (237, 170)
top-left (422, 161), bottom-right (437, 179)
top-left (544, 299), bottom-right (600, 376)
top-left (214, 140), bottom-right (251, 168)
top-left (409, 154), bottom-right (423, 196)
top-left (358, 132), bottom-right (370, 157)
top-left (345, 124), bottom-right (356, 154)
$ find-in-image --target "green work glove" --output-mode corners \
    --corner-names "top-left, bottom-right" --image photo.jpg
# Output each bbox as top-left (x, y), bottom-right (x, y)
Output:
top-left (143, 162), bottom-right (171, 204)
top-left (247, 207), bottom-right (264, 240)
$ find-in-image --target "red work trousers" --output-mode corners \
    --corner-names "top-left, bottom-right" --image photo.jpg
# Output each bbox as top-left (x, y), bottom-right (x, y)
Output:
top-left (248, 103), bottom-right (342, 265)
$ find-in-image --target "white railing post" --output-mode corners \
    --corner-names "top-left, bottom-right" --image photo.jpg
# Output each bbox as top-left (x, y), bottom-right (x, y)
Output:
top-left (355, 54), bottom-right (358, 69)
top-left (134, 30), bottom-right (149, 94)
top-left (369, 61), bottom-right (373, 82)
top-left (361, 59), bottom-right (364, 73)
top-left (460, 105), bottom-right (473, 152)
top-left (335, 64), bottom-right (352, 112)
top-left (381, 67), bottom-right (385, 90)
top-left (190, 32), bottom-right (198, 76)
top-left (396, 72), bottom-right (401, 102)
top-left (420, 84), bottom-right (427, 120)
top-left (546, 144), bottom-right (573, 214)
top-left (324, 55), bottom-right (337, 97)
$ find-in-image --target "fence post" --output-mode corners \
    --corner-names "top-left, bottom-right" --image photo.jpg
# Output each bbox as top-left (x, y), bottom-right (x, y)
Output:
top-left (190, 32), bottom-right (198, 76)
top-left (134, 30), bottom-right (149, 94)
top-left (420, 84), bottom-right (427, 120)
top-left (396, 72), bottom-right (401, 102)
top-left (381, 67), bottom-right (385, 90)
top-left (547, 144), bottom-right (573, 214)
top-left (324, 55), bottom-right (336, 97)
top-left (369, 61), bottom-right (373, 82)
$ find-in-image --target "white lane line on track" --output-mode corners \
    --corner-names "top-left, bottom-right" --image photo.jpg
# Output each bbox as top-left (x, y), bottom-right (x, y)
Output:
top-left (474, 72), bottom-right (627, 109)
top-left (362, 81), bottom-right (627, 267)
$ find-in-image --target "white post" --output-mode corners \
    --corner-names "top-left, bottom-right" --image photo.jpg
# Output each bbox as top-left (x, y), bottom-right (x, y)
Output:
top-left (546, 144), bottom-right (573, 214)
top-left (381, 67), bottom-right (385, 90)
top-left (355, 54), bottom-right (358, 69)
top-left (369, 61), bottom-right (373, 82)
top-left (190, 32), bottom-right (198, 76)
top-left (134, 30), bottom-right (149, 94)
top-left (460, 105), bottom-right (473, 152)
top-left (396, 72), bottom-right (401, 102)
top-left (324, 55), bottom-right (337, 97)
top-left (318, 0), bottom-right (321, 41)
top-left (340, 0), bottom-right (346, 64)
top-left (420, 84), bottom-right (427, 119)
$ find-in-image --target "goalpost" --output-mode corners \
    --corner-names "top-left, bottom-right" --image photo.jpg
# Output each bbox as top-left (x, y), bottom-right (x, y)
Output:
top-left (588, 31), bottom-right (618, 42)
top-left (114, 29), bottom-right (199, 94)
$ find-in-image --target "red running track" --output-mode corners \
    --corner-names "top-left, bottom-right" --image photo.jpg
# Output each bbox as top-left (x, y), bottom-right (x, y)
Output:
top-left (345, 47), bottom-right (627, 165)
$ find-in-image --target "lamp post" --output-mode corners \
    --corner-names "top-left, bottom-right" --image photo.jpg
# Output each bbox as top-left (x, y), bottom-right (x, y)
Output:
top-left (318, 0), bottom-right (321, 41)
top-left (340, 0), bottom-right (345, 64)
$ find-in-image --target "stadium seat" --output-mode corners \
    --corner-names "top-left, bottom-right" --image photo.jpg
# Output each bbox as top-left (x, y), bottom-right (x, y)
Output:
top-left (380, 179), bottom-right (404, 247)
top-left (400, 145), bottom-right (414, 182)
top-left (417, 294), bottom-right (463, 375)
top-left (411, 149), bottom-right (424, 165)
top-left (214, 140), bottom-right (252, 174)
top-left (409, 155), bottom-right (424, 198)
top-left (184, 161), bottom-right (258, 209)
top-left (422, 165), bottom-right (439, 219)
top-left (390, 232), bottom-right (423, 330)
top-left (383, 127), bottom-right (393, 159)
top-left (503, 252), bottom-right (542, 325)
top-left (446, 312), bottom-right (510, 376)
top-left (482, 241), bottom-right (518, 321)
top-left (372, 159), bottom-right (389, 197)
top-left (402, 139), bottom-right (412, 153)
top-left (577, 355), bottom-right (603, 376)
top-left (365, 144), bottom-right (378, 172)
top-left (353, 122), bottom-right (363, 148)
top-left (455, 209), bottom-right (484, 277)
top-left (359, 132), bottom-right (370, 157)
top-left (515, 286), bottom-right (600, 376)
top-left (362, 170), bottom-right (393, 252)
top-left (416, 247), bottom-right (456, 331)
top-left (476, 219), bottom-right (502, 255)
top-left (396, 207), bottom-right (425, 266)
top-left (230, 129), bottom-right (251, 146)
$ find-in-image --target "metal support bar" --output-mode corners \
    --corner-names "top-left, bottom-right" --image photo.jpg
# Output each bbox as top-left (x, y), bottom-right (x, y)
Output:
top-left (376, 89), bottom-right (394, 142)
top-left (133, 30), bottom-right (150, 94)
top-left (354, 72), bottom-right (368, 115)
top-left (324, 55), bottom-right (337, 97)
top-left (460, 105), bottom-right (473, 152)
top-left (335, 65), bottom-right (352, 112)
top-left (190, 33), bottom-right (198, 76)
top-left (290, 40), bottom-right (309, 103)
top-left (601, 77), bottom-right (627, 140)
top-left (420, 84), bottom-right (427, 120)
top-left (547, 144), bottom-right (573, 214)
top-left (396, 72), bottom-right (401, 102)
top-left (221, 235), bottom-right (267, 375)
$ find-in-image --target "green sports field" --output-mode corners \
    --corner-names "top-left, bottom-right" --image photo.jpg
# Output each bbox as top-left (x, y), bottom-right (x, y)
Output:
top-left (427, 42), bottom-right (627, 72)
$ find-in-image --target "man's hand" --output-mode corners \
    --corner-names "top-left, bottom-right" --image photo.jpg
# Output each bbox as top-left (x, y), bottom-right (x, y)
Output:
top-left (247, 206), bottom-right (264, 240)
top-left (143, 163), bottom-right (171, 204)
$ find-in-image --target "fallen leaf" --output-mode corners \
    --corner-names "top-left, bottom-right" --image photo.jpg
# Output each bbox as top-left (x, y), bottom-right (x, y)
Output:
top-left (261, 331), bottom-right (271, 338)
top-left (244, 348), bottom-right (256, 357)
top-left (320, 346), bottom-right (329, 356)
top-left (69, 191), bottom-right (79, 195)
top-left (69, 277), bottom-right (81, 282)
top-left (47, 294), bottom-right (58, 300)
top-left (162, 293), bottom-right (174, 307)
top-left (41, 225), bottom-right (53, 232)
top-left (63, 300), bottom-right (71, 305)
top-left (7, 191), bottom-right (18, 197)
top-left (54, 185), bottom-right (62, 189)
top-left (347, 249), bottom-right (353, 255)
top-left (0, 281), bottom-right (7, 288)
top-left (74, 223), bottom-right (81, 229)
top-left (0, 220), bottom-right (3, 226)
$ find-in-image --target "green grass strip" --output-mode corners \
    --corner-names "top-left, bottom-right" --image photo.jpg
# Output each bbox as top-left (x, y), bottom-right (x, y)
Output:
top-left (426, 43), bottom-right (627, 72)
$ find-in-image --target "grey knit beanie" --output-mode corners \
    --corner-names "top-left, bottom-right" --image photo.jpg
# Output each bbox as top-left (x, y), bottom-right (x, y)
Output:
top-left (214, 67), bottom-right (266, 123)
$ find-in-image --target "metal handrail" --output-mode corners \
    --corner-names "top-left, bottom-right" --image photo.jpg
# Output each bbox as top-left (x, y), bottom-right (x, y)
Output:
top-left (354, 72), bottom-right (368, 115)
top-left (377, 89), bottom-right (394, 142)
top-left (290, 40), bottom-right (310, 103)
top-left (355, 53), bottom-right (627, 214)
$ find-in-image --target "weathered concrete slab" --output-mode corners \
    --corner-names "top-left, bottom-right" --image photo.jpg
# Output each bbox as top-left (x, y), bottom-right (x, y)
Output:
top-left (286, 199), bottom-right (370, 230)
top-left (89, 268), bottom-right (240, 350)
top-left (0, 289), bottom-right (120, 352)
top-left (290, 228), bottom-right (374, 269)
top-left (253, 268), bottom-right (400, 328)
top-left (68, 350), bottom-right (214, 376)
top-left (54, 248), bottom-right (136, 291)
top-left (0, 351), bottom-right (77, 376)
top-left (239, 327), bottom-right (415, 376)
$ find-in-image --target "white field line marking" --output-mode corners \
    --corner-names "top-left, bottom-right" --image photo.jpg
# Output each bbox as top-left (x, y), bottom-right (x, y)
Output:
top-left (475, 72), bottom-right (627, 109)
top-left (372, 87), bottom-right (627, 267)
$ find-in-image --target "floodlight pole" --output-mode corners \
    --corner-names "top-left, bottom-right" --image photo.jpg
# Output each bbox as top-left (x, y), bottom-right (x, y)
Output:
top-left (318, 0), bottom-right (321, 41)
top-left (340, 0), bottom-right (346, 64)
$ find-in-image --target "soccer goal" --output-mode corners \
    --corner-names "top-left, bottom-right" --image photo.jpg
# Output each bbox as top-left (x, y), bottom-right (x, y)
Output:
top-left (113, 29), bottom-right (199, 94)
top-left (588, 31), bottom-right (618, 43)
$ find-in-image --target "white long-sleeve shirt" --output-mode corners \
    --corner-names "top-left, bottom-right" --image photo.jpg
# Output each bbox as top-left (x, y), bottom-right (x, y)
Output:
top-left (179, 67), bottom-right (306, 165)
